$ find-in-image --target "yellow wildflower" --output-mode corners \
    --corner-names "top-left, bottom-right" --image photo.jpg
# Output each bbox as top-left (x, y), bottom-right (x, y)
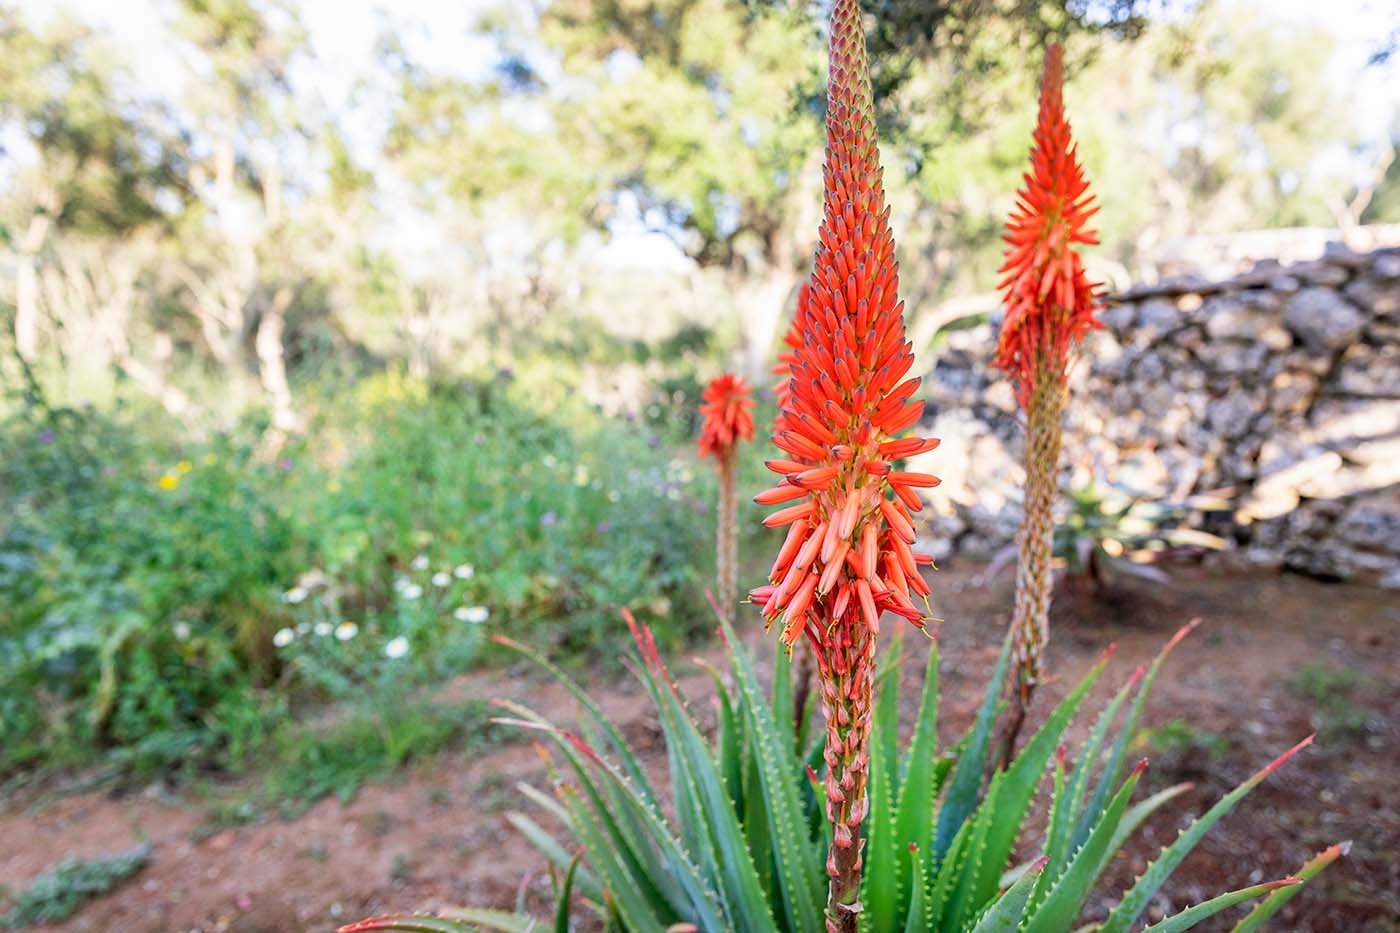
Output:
top-left (176, 460), bottom-right (194, 474)
top-left (158, 474), bottom-right (180, 491)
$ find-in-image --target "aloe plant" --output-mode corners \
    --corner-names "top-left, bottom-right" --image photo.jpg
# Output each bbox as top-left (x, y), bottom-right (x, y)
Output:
top-left (341, 614), bottom-right (1336, 932)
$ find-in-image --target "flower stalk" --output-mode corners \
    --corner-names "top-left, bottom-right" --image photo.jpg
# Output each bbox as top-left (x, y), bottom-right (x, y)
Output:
top-left (753, 2), bottom-right (937, 926)
top-left (698, 373), bottom-right (756, 625)
top-left (995, 43), bottom-right (1101, 759)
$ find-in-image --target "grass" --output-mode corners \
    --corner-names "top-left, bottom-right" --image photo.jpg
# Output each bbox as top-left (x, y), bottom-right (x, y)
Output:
top-left (1287, 662), bottom-right (1374, 742)
top-left (187, 697), bottom-right (509, 836)
top-left (0, 845), bottom-right (150, 928)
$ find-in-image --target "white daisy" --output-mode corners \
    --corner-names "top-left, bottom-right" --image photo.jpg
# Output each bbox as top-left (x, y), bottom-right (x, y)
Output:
top-left (383, 636), bottom-right (410, 659)
top-left (273, 627), bottom-right (295, 648)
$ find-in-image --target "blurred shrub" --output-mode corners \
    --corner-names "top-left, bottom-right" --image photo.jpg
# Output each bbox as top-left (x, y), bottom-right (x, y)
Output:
top-left (1, 367), bottom-right (730, 776)
top-left (0, 395), bottom-right (294, 775)
top-left (288, 369), bottom-right (714, 658)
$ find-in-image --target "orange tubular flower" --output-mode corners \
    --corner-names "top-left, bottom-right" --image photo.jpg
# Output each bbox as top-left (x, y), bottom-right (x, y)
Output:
top-left (698, 373), bottom-right (755, 625)
top-left (995, 44), bottom-right (1101, 761)
top-left (697, 373), bottom-right (756, 460)
top-left (752, 1), bottom-right (938, 927)
top-left (995, 43), bottom-right (1101, 407)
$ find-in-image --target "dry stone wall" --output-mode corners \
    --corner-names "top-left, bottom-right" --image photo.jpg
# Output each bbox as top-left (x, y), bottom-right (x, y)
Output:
top-left (914, 244), bottom-right (1400, 586)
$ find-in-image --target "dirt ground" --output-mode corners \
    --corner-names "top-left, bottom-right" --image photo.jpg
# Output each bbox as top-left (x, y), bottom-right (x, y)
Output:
top-left (3, 564), bottom-right (1397, 932)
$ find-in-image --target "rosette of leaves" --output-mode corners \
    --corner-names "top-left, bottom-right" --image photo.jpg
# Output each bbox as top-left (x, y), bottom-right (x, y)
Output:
top-left (341, 616), bottom-right (1337, 933)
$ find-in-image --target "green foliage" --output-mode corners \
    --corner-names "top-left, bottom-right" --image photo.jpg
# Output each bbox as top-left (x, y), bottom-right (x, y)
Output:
top-left (0, 369), bottom-right (730, 776)
top-left (1054, 478), bottom-right (1229, 589)
top-left (1287, 662), bottom-right (1374, 741)
top-left (0, 845), bottom-right (149, 928)
top-left (0, 389), bottom-right (294, 775)
top-left (355, 615), bottom-right (1330, 932)
top-left (264, 699), bottom-right (503, 816)
top-left (1138, 718), bottom-right (1230, 767)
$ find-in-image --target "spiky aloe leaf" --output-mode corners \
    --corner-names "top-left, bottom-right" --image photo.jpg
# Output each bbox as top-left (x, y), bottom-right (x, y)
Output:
top-left (494, 704), bottom-right (716, 926)
top-left (935, 779), bottom-right (999, 929)
top-left (968, 856), bottom-right (1048, 933)
top-left (932, 629), bottom-right (1013, 860)
top-left (771, 642), bottom-right (795, 749)
top-left (552, 771), bottom-right (677, 929)
top-left (1062, 655), bottom-right (1137, 856)
top-left (862, 634), bottom-right (905, 929)
top-left (1099, 782), bottom-right (1194, 879)
top-left (628, 619), bottom-right (779, 932)
top-left (927, 814), bottom-right (975, 927)
top-left (1099, 736), bottom-right (1315, 933)
top-left (504, 811), bottom-right (604, 905)
top-left (718, 615), bottom-right (826, 932)
top-left (493, 635), bottom-right (654, 804)
top-left (881, 638), bottom-right (942, 933)
top-left (1031, 745), bottom-right (1070, 912)
top-left (895, 639), bottom-right (939, 837)
top-left (1140, 878), bottom-right (1302, 932)
top-left (336, 912), bottom-right (530, 933)
top-left (696, 658), bottom-right (744, 814)
top-left (1230, 843), bottom-right (1349, 933)
top-left (901, 843), bottom-right (930, 933)
top-left (554, 855), bottom-right (583, 933)
top-left (960, 646), bottom-right (1113, 919)
top-left (1022, 760), bottom-right (1147, 933)
top-left (1069, 620), bottom-right (1198, 853)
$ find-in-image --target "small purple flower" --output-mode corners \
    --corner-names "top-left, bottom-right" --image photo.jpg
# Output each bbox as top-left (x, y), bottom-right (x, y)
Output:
top-left (541, 511), bottom-right (559, 527)
top-left (695, 501), bottom-right (710, 514)
top-left (38, 429), bottom-right (54, 445)
top-left (647, 435), bottom-right (660, 448)
top-left (278, 457), bottom-right (294, 472)
top-left (596, 521), bottom-right (611, 534)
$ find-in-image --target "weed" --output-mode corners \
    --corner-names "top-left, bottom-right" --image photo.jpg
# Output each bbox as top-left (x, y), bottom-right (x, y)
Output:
top-left (0, 845), bottom-right (150, 928)
top-left (1289, 662), bottom-right (1373, 741)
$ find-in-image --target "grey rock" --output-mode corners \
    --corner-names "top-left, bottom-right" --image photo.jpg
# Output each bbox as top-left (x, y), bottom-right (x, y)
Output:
top-left (1334, 494), bottom-right (1400, 551)
top-left (1206, 391), bottom-right (1262, 438)
top-left (1284, 287), bottom-right (1364, 353)
top-left (1342, 276), bottom-right (1399, 316)
top-left (1293, 261), bottom-right (1351, 287)
top-left (1198, 340), bottom-right (1269, 376)
top-left (1136, 298), bottom-right (1181, 343)
top-left (1332, 343), bottom-right (1400, 397)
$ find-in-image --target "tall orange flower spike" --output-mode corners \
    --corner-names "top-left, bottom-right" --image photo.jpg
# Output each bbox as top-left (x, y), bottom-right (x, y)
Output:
top-left (698, 373), bottom-right (755, 625)
top-left (751, 1), bottom-right (937, 927)
top-left (995, 43), bottom-right (1101, 408)
top-left (696, 373), bottom-right (756, 460)
top-left (996, 44), bottom-right (1101, 763)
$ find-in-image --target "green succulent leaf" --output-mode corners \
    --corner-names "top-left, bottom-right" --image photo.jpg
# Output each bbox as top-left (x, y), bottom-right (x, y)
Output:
top-left (968, 856), bottom-right (1047, 933)
top-left (932, 629), bottom-right (1013, 860)
top-left (1099, 736), bottom-right (1315, 933)
top-left (1230, 842), bottom-right (1349, 932)
top-left (1023, 760), bottom-right (1146, 933)
top-left (1140, 878), bottom-right (1302, 932)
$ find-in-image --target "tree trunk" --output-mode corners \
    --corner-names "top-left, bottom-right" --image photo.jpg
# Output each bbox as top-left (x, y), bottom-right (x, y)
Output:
top-left (255, 285), bottom-right (300, 450)
top-left (741, 263), bottom-right (800, 384)
top-left (14, 211), bottom-right (55, 362)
